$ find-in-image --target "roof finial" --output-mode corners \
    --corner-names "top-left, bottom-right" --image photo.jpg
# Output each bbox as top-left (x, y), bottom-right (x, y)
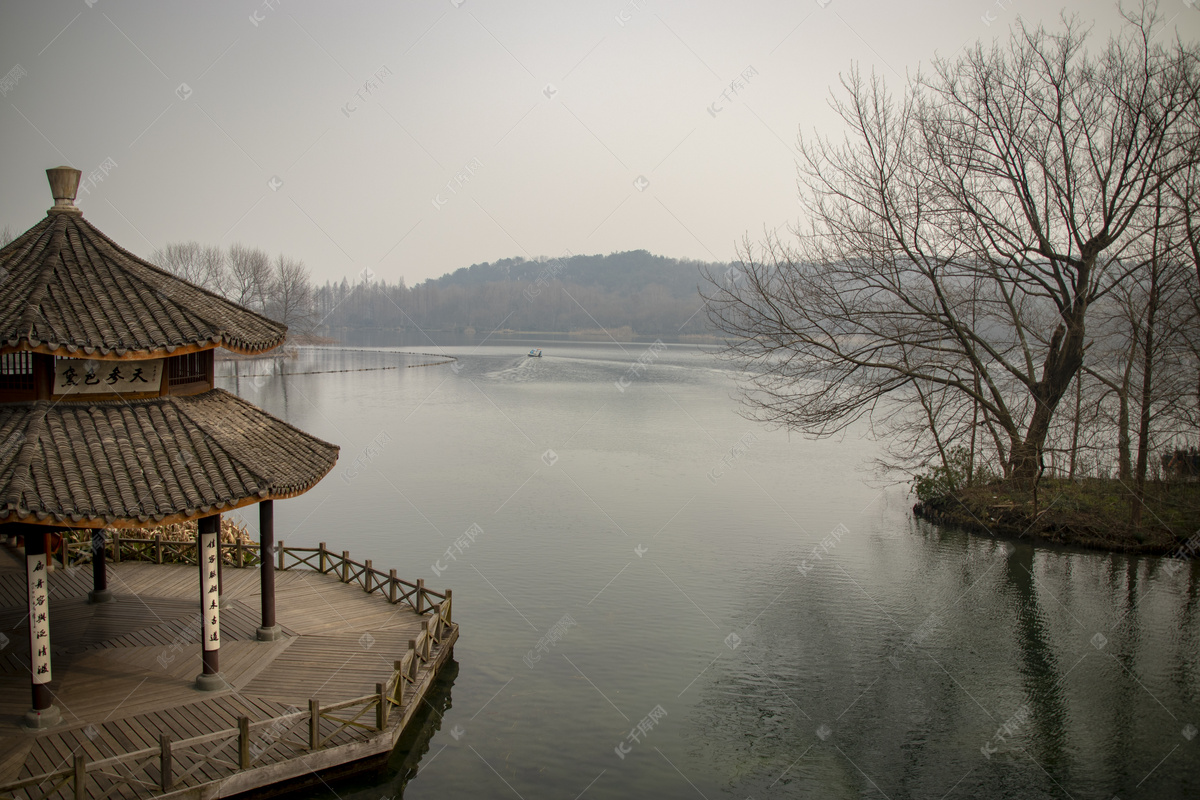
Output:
top-left (46, 166), bottom-right (82, 215)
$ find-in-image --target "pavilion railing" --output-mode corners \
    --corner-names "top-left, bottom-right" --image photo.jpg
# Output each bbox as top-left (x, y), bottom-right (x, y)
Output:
top-left (61, 539), bottom-right (447, 617)
top-left (0, 588), bottom-right (453, 800)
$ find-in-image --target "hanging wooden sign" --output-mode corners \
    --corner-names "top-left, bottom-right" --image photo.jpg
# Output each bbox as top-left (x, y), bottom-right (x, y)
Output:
top-left (27, 554), bottom-right (51, 684)
top-left (54, 358), bottom-right (162, 395)
top-left (200, 531), bottom-right (221, 651)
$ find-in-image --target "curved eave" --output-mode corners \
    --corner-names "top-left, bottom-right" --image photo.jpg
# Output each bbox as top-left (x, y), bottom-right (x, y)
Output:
top-left (0, 472), bottom-right (333, 530)
top-left (0, 389), bottom-right (339, 529)
top-left (0, 336), bottom-right (284, 360)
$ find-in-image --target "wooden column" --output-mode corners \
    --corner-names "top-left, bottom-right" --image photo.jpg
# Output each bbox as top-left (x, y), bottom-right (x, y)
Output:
top-left (89, 529), bottom-right (112, 604)
top-left (24, 532), bottom-right (61, 728)
top-left (195, 515), bottom-right (225, 691)
top-left (257, 500), bottom-right (282, 641)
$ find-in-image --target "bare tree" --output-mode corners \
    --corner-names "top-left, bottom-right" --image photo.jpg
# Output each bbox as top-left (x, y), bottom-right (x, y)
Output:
top-left (704, 7), bottom-right (1200, 482)
top-left (265, 254), bottom-right (316, 334)
top-left (227, 244), bottom-right (272, 312)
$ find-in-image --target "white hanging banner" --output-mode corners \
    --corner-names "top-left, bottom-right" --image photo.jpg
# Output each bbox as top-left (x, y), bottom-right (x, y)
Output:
top-left (54, 358), bottom-right (162, 395)
top-left (27, 554), bottom-right (51, 684)
top-left (200, 532), bottom-right (221, 651)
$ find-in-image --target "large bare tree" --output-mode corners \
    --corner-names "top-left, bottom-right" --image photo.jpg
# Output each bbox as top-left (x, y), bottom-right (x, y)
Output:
top-left (265, 254), bottom-right (316, 334)
top-left (704, 6), bottom-right (1200, 481)
top-left (227, 243), bottom-right (273, 312)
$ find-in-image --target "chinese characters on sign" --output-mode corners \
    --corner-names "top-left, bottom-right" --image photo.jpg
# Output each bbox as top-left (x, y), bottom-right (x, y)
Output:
top-left (55, 358), bottom-right (162, 395)
top-left (200, 532), bottom-right (221, 651)
top-left (27, 554), bottom-right (50, 684)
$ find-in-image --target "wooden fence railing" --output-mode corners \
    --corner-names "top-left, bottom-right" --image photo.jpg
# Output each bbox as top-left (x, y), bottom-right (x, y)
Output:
top-left (0, 590), bottom-right (454, 800)
top-left (61, 539), bottom-right (448, 617)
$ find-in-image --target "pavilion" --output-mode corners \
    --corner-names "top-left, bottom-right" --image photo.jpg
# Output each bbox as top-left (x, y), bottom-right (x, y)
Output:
top-left (0, 167), bottom-right (339, 728)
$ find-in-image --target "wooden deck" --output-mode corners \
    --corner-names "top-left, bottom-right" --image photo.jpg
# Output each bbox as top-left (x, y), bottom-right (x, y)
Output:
top-left (0, 542), bottom-right (457, 799)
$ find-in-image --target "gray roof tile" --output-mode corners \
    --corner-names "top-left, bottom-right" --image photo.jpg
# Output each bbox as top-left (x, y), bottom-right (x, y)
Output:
top-left (1, 213), bottom-right (287, 357)
top-left (0, 389), bottom-right (339, 527)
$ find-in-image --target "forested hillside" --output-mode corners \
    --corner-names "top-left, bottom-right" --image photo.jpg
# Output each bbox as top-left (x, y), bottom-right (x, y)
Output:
top-left (314, 250), bottom-right (726, 336)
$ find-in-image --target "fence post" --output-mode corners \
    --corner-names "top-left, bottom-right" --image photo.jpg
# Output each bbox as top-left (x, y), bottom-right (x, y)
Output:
top-left (278, 539), bottom-right (285, 571)
top-left (159, 734), bottom-right (173, 791)
top-left (155, 534), bottom-right (163, 565)
top-left (112, 531), bottom-right (120, 563)
top-left (416, 578), bottom-right (424, 614)
top-left (407, 640), bottom-right (417, 677)
top-left (239, 716), bottom-right (251, 769)
top-left (341, 551), bottom-right (350, 583)
top-left (319, 543), bottom-right (327, 573)
top-left (444, 589), bottom-right (453, 625)
top-left (376, 683), bottom-right (387, 730)
top-left (73, 754), bottom-right (85, 800)
top-left (309, 699), bottom-right (320, 751)
top-left (236, 539), bottom-right (244, 568)
top-left (364, 560), bottom-right (373, 592)
top-left (389, 570), bottom-right (397, 603)
top-left (392, 660), bottom-right (406, 709)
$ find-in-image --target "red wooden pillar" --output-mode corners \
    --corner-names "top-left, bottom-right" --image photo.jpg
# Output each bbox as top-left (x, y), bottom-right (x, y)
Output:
top-left (89, 528), bottom-right (112, 604)
top-left (257, 500), bottom-right (282, 641)
top-left (195, 515), bottom-right (226, 691)
top-left (24, 532), bottom-right (61, 728)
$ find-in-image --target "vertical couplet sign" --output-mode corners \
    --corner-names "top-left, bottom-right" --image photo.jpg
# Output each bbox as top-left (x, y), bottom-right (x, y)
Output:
top-left (201, 531), bottom-right (220, 651)
top-left (27, 554), bottom-right (51, 683)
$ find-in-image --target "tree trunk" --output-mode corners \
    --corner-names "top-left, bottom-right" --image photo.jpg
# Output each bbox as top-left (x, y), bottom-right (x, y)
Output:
top-left (1132, 265), bottom-right (1159, 528)
top-left (1008, 319), bottom-right (1085, 481)
top-left (1068, 370), bottom-right (1081, 479)
top-left (1118, 386), bottom-right (1132, 482)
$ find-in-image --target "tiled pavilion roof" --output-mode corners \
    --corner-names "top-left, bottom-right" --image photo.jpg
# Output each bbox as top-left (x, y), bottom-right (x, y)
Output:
top-left (0, 389), bottom-right (339, 528)
top-left (0, 176), bottom-right (287, 358)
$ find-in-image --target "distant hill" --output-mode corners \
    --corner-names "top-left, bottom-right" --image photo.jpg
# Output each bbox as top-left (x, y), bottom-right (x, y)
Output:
top-left (315, 250), bottom-right (730, 336)
top-left (427, 251), bottom-right (712, 298)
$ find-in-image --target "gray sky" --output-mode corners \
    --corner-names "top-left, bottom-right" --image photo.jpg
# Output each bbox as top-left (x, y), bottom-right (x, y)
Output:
top-left (2, 0), bottom-right (1195, 286)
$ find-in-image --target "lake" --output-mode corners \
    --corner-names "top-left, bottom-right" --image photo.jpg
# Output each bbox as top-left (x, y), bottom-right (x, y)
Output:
top-left (217, 338), bottom-right (1200, 799)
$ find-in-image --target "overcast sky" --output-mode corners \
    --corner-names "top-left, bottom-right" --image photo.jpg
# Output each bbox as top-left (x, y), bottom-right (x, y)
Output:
top-left (2, 1), bottom-right (1195, 286)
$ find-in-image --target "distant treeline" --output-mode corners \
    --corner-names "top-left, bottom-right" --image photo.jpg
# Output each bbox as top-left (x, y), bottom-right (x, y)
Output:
top-left (314, 251), bottom-right (726, 335)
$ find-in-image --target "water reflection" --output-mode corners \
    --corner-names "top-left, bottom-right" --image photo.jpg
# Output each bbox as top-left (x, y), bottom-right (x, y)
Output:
top-left (217, 343), bottom-right (1197, 799)
top-left (303, 659), bottom-right (459, 800)
top-left (1003, 544), bottom-right (1069, 770)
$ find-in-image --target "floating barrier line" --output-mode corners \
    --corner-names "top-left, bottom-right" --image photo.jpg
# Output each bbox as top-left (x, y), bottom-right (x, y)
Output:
top-left (222, 350), bottom-right (457, 378)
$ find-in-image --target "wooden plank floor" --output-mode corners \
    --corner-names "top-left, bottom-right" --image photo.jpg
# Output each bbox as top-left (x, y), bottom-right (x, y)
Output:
top-left (0, 544), bottom-right (445, 798)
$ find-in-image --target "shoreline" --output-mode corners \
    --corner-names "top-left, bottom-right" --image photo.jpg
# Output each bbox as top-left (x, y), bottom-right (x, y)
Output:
top-left (913, 478), bottom-right (1200, 558)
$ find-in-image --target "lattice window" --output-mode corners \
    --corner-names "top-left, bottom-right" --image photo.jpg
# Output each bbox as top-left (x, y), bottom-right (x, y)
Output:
top-left (167, 351), bottom-right (210, 387)
top-left (0, 352), bottom-right (34, 391)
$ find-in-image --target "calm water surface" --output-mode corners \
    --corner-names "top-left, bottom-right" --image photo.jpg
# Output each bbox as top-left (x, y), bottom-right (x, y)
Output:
top-left (217, 339), bottom-right (1199, 799)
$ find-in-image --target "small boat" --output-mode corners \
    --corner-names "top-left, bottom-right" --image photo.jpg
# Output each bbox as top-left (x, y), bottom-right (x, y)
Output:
top-left (528, 348), bottom-right (542, 358)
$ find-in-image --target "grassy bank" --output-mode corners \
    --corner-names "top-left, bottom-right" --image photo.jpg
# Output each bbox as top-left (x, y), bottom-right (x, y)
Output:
top-left (913, 478), bottom-right (1200, 556)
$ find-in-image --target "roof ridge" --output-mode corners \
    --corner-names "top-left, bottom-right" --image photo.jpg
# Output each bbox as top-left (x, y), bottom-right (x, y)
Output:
top-left (82, 217), bottom-right (287, 340)
top-left (1, 211), bottom-right (289, 357)
top-left (2, 402), bottom-right (47, 512)
top-left (161, 393), bottom-right (266, 505)
top-left (16, 225), bottom-right (64, 346)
